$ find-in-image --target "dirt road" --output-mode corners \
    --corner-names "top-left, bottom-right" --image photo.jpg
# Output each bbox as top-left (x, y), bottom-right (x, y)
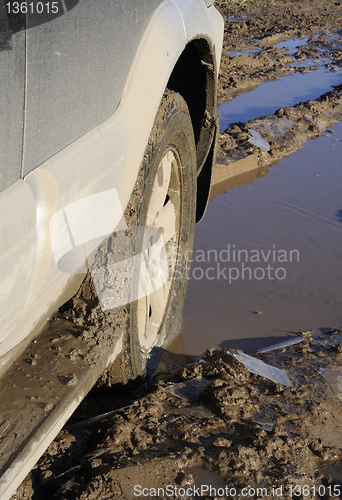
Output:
top-left (12, 1), bottom-right (342, 498)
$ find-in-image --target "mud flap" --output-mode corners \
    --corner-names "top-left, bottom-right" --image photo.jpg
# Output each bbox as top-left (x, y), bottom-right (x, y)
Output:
top-left (195, 118), bottom-right (219, 223)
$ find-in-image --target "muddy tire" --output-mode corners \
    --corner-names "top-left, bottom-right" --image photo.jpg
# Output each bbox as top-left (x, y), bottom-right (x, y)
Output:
top-left (108, 91), bottom-right (197, 384)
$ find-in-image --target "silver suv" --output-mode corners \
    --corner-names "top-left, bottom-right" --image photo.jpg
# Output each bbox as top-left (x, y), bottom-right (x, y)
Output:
top-left (0, 0), bottom-right (223, 497)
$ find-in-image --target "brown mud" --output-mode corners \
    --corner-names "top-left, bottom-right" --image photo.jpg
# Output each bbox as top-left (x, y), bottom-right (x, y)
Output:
top-left (11, 0), bottom-right (342, 498)
top-left (217, 0), bottom-right (342, 168)
top-left (216, 0), bottom-right (342, 105)
top-left (14, 331), bottom-right (342, 499)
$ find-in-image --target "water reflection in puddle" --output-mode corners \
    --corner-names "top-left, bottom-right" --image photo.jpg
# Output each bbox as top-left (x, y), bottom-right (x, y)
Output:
top-left (274, 37), bottom-right (309, 54)
top-left (229, 49), bottom-right (260, 57)
top-left (181, 122), bottom-right (342, 355)
top-left (218, 67), bottom-right (342, 129)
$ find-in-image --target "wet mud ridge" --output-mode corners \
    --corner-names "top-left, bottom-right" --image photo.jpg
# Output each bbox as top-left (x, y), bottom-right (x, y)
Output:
top-left (16, 331), bottom-right (342, 499)
top-left (216, 0), bottom-right (342, 178)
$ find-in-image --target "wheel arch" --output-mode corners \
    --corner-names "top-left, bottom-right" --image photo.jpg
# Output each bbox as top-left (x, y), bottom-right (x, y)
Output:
top-left (167, 37), bottom-right (219, 222)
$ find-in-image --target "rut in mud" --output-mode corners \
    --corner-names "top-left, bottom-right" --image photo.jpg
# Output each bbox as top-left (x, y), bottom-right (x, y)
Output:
top-left (11, 0), bottom-right (342, 498)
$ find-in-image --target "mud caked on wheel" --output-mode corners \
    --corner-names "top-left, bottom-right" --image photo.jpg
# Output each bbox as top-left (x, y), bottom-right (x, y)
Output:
top-left (106, 90), bottom-right (197, 384)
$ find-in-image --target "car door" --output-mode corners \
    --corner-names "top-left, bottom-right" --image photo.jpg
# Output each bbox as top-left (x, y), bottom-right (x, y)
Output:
top-left (1, 0), bottom-right (165, 361)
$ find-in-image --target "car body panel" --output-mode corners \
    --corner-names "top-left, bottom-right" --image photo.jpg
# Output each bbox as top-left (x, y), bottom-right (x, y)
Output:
top-left (23, 0), bottom-right (164, 174)
top-left (0, 181), bottom-right (36, 346)
top-left (174, 0), bottom-right (223, 75)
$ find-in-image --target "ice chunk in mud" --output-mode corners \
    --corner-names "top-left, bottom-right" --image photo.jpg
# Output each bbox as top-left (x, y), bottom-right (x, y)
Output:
top-left (247, 129), bottom-right (270, 151)
top-left (164, 377), bottom-right (210, 403)
top-left (257, 336), bottom-right (307, 352)
top-left (227, 350), bottom-right (293, 387)
top-left (250, 117), bottom-right (294, 138)
top-left (253, 419), bottom-right (274, 431)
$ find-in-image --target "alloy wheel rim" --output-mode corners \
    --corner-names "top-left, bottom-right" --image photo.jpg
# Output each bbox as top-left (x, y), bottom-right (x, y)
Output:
top-left (137, 149), bottom-right (181, 353)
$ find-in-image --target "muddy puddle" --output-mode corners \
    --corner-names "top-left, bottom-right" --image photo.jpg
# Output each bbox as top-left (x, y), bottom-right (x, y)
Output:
top-left (274, 37), bottom-right (310, 55)
top-left (181, 120), bottom-right (342, 355)
top-left (218, 64), bottom-right (342, 129)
